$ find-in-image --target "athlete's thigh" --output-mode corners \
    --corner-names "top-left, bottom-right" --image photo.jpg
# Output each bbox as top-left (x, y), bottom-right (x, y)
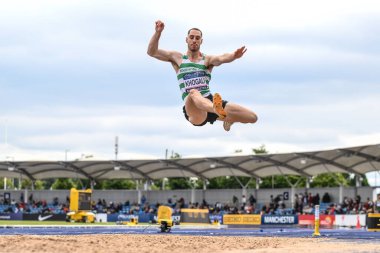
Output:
top-left (224, 102), bottom-right (257, 123)
top-left (185, 96), bottom-right (208, 124)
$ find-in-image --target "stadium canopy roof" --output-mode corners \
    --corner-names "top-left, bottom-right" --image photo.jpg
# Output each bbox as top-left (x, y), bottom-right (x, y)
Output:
top-left (1, 144), bottom-right (379, 182)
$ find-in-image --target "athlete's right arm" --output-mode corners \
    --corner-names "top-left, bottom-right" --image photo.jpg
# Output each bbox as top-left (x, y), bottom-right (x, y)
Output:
top-left (147, 20), bottom-right (181, 65)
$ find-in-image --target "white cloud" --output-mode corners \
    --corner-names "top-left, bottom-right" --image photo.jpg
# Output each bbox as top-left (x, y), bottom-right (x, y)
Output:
top-left (1, 93), bottom-right (380, 160)
top-left (0, 0), bottom-right (379, 190)
top-left (366, 172), bottom-right (380, 188)
top-left (144, 0), bottom-right (380, 32)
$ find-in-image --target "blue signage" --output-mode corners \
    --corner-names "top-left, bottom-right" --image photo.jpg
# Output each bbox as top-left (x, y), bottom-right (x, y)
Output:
top-left (261, 215), bottom-right (298, 225)
top-left (138, 213), bottom-right (155, 223)
top-left (0, 213), bottom-right (23, 220)
top-left (107, 214), bottom-right (121, 222)
top-left (209, 215), bottom-right (223, 224)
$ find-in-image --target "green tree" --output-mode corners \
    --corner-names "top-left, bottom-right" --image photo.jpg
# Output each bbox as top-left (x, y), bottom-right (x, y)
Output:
top-left (20, 179), bottom-right (45, 190)
top-left (18, 179), bottom-right (73, 190)
top-left (167, 178), bottom-right (191, 189)
top-left (206, 145), bottom-right (269, 189)
top-left (348, 174), bottom-right (369, 187)
top-left (151, 179), bottom-right (166, 190)
top-left (249, 145), bottom-right (371, 188)
top-left (253, 144), bottom-right (268, 154)
top-left (0, 178), bottom-right (15, 189)
top-left (170, 152), bottom-right (181, 159)
top-left (260, 175), bottom-right (304, 188)
top-left (310, 173), bottom-right (346, 187)
top-left (51, 178), bottom-right (76, 189)
top-left (42, 179), bottom-right (56, 190)
top-left (208, 176), bottom-right (256, 189)
top-left (34, 180), bottom-right (45, 190)
top-left (310, 173), bottom-right (369, 187)
top-left (95, 179), bottom-right (136, 190)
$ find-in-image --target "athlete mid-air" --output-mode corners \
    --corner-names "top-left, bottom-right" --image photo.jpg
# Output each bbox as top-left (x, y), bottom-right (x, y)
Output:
top-left (147, 20), bottom-right (258, 131)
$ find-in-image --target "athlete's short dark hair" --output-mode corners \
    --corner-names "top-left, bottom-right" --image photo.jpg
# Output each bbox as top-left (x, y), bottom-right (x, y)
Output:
top-left (187, 28), bottom-right (203, 37)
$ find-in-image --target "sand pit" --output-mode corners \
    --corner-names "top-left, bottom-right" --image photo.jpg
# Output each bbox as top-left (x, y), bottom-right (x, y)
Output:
top-left (0, 234), bottom-right (379, 253)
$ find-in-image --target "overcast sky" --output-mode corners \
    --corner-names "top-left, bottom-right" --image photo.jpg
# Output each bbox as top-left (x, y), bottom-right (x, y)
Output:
top-left (1, 0), bottom-right (380, 184)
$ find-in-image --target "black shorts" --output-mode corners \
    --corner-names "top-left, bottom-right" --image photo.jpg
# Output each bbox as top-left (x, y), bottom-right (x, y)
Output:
top-left (182, 94), bottom-right (228, 126)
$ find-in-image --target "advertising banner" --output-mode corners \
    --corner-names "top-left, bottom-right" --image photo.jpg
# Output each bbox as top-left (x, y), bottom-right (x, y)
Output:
top-left (0, 213), bottom-right (23, 220)
top-left (95, 213), bottom-right (107, 223)
top-left (367, 213), bottom-right (380, 231)
top-left (138, 213), bottom-right (155, 223)
top-left (261, 215), bottom-right (298, 225)
top-left (106, 214), bottom-right (119, 222)
top-left (298, 214), bottom-right (314, 225)
top-left (298, 215), bottom-right (335, 226)
top-left (209, 215), bottom-right (223, 224)
top-left (107, 214), bottom-right (138, 222)
top-left (180, 209), bottom-right (210, 224)
top-left (335, 214), bottom-right (365, 227)
top-left (22, 214), bottom-right (66, 221)
top-left (109, 213), bottom-right (155, 223)
top-left (223, 214), bottom-right (261, 225)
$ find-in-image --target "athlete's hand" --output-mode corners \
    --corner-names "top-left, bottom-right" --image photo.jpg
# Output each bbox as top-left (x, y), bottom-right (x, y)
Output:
top-left (234, 46), bottom-right (247, 59)
top-left (155, 20), bottom-right (165, 33)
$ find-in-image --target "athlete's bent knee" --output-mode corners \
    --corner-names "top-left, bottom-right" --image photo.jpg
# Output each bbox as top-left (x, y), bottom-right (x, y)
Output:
top-left (189, 117), bottom-right (205, 126)
top-left (189, 89), bottom-right (201, 97)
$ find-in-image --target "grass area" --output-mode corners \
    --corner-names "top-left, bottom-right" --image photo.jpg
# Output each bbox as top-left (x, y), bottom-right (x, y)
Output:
top-left (0, 220), bottom-right (117, 226)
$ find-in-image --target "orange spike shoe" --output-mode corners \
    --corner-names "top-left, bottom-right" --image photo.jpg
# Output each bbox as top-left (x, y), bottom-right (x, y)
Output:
top-left (213, 93), bottom-right (227, 119)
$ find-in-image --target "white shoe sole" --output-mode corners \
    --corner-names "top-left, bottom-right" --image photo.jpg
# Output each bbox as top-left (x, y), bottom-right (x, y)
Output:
top-left (223, 121), bottom-right (233, 131)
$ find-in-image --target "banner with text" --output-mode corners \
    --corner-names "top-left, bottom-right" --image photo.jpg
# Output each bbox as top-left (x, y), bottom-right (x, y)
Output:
top-left (209, 214), bottom-right (223, 224)
top-left (335, 214), bottom-right (365, 227)
top-left (223, 214), bottom-right (261, 225)
top-left (95, 213), bottom-right (107, 223)
top-left (298, 215), bottom-right (335, 226)
top-left (0, 213), bottom-right (23, 220)
top-left (261, 215), bottom-right (298, 225)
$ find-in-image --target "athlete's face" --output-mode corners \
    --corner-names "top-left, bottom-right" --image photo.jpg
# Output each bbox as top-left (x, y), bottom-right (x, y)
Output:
top-left (186, 30), bottom-right (202, 52)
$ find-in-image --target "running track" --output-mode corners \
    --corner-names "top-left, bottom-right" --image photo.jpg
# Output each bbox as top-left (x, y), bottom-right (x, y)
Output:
top-left (1, 225), bottom-right (380, 241)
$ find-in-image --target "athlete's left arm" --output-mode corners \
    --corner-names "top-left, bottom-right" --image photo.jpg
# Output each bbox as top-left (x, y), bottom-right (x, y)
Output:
top-left (207, 46), bottom-right (247, 67)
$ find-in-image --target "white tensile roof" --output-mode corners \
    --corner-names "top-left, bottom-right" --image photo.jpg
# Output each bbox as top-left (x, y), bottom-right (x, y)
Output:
top-left (1, 144), bottom-right (379, 181)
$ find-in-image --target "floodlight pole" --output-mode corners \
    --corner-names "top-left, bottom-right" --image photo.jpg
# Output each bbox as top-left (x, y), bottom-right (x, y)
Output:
top-left (3, 119), bottom-right (9, 190)
top-left (115, 136), bottom-right (118, 160)
top-left (4, 118), bottom-right (8, 149)
top-left (65, 149), bottom-right (69, 162)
